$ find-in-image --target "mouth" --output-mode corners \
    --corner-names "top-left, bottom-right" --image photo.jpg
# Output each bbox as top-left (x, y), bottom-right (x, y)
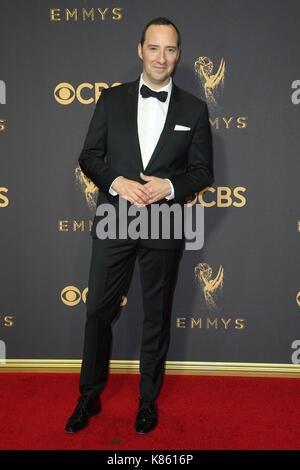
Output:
top-left (153, 65), bottom-right (167, 70)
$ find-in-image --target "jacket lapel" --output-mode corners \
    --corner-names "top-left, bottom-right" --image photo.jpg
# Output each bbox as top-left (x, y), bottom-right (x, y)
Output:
top-left (127, 78), bottom-right (180, 172)
top-left (145, 83), bottom-right (179, 171)
top-left (127, 79), bottom-right (144, 172)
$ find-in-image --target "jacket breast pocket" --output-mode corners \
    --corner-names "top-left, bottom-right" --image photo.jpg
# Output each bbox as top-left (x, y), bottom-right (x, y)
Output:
top-left (172, 129), bottom-right (192, 150)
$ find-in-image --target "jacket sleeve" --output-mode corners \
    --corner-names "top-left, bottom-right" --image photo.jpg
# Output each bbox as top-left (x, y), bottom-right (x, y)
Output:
top-left (169, 101), bottom-right (214, 202)
top-left (78, 88), bottom-right (120, 194)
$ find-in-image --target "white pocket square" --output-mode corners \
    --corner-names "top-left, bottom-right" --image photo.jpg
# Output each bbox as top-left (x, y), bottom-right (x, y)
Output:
top-left (174, 124), bottom-right (191, 131)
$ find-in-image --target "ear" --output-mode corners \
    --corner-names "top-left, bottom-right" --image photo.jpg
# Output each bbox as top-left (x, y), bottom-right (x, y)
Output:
top-left (138, 43), bottom-right (143, 61)
top-left (176, 46), bottom-right (181, 61)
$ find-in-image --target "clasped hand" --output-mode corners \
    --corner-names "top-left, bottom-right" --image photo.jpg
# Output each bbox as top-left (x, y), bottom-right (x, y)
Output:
top-left (111, 172), bottom-right (171, 206)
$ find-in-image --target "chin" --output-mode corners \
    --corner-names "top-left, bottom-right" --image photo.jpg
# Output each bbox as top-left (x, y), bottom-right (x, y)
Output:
top-left (153, 72), bottom-right (169, 81)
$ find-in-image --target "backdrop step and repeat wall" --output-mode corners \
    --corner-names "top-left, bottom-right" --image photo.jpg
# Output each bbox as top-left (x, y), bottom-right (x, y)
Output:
top-left (1, 0), bottom-right (300, 373)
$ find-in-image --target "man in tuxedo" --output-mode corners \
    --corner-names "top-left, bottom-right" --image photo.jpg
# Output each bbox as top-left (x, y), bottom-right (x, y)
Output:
top-left (66, 17), bottom-right (213, 434)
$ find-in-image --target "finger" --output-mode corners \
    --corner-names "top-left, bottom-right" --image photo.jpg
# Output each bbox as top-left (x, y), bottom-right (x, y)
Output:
top-left (137, 188), bottom-right (152, 201)
top-left (123, 195), bottom-right (134, 204)
top-left (148, 193), bottom-right (164, 204)
top-left (134, 188), bottom-right (151, 203)
top-left (128, 197), bottom-right (145, 206)
top-left (138, 183), bottom-right (154, 199)
top-left (131, 191), bottom-right (148, 205)
top-left (140, 172), bottom-right (151, 181)
top-left (132, 199), bottom-right (147, 206)
top-left (135, 183), bottom-right (152, 199)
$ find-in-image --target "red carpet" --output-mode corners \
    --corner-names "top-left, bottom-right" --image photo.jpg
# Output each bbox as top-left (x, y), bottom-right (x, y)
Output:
top-left (0, 372), bottom-right (300, 450)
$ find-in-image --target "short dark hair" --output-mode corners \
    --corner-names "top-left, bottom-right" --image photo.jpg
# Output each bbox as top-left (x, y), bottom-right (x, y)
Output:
top-left (140, 17), bottom-right (181, 48)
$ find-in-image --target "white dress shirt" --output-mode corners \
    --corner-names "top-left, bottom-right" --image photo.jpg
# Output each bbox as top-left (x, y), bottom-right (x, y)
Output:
top-left (109, 73), bottom-right (175, 200)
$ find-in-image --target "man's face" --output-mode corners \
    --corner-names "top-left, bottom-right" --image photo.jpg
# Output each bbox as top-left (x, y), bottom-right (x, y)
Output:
top-left (138, 24), bottom-right (180, 90)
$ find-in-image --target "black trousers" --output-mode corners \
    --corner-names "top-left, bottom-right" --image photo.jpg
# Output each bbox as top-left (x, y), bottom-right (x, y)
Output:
top-left (79, 237), bottom-right (183, 402)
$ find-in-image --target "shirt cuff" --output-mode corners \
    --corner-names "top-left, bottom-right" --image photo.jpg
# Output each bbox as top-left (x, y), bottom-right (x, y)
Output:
top-left (109, 176), bottom-right (123, 196)
top-left (164, 179), bottom-right (175, 200)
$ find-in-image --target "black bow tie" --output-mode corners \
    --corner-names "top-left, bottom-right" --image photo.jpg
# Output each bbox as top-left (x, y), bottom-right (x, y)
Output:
top-left (140, 84), bottom-right (168, 102)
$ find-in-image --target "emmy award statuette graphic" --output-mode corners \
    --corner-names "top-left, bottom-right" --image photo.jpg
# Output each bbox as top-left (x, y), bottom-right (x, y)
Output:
top-left (194, 57), bottom-right (225, 107)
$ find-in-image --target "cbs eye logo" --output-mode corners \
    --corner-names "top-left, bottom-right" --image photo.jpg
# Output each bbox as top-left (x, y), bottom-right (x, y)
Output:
top-left (61, 286), bottom-right (87, 306)
top-left (61, 286), bottom-right (127, 307)
top-left (54, 83), bottom-right (76, 105)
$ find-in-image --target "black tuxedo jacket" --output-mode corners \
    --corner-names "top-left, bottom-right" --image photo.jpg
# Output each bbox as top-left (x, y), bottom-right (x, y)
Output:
top-left (79, 78), bottom-right (214, 248)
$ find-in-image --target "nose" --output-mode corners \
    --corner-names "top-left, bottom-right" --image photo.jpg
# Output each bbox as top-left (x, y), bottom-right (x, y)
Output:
top-left (157, 50), bottom-right (166, 64)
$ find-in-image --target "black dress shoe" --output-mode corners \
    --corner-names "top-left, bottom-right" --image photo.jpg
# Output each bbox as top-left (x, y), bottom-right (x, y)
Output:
top-left (135, 398), bottom-right (158, 434)
top-left (65, 396), bottom-right (101, 433)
